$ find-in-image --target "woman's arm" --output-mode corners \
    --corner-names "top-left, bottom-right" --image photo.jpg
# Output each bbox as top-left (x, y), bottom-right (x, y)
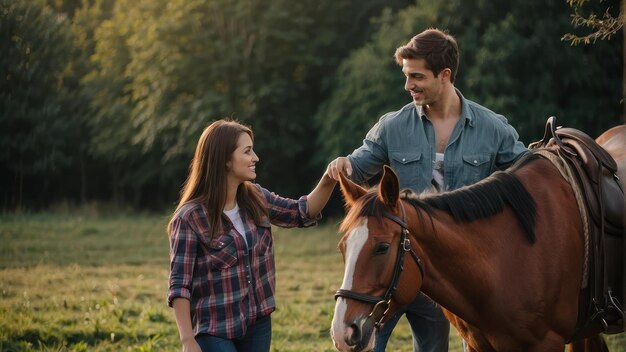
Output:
top-left (256, 171), bottom-right (336, 227)
top-left (168, 213), bottom-right (202, 352)
top-left (306, 171), bottom-right (337, 218)
top-left (172, 298), bottom-right (202, 352)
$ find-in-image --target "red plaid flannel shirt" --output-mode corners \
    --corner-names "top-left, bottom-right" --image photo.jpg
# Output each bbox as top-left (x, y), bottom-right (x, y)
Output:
top-left (168, 184), bottom-right (319, 338)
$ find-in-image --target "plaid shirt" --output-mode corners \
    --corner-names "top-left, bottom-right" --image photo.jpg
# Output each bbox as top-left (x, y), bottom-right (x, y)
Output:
top-left (167, 184), bottom-right (319, 339)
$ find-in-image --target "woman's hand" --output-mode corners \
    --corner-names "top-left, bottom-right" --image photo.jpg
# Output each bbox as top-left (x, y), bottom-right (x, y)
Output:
top-left (172, 298), bottom-right (202, 352)
top-left (181, 336), bottom-right (202, 352)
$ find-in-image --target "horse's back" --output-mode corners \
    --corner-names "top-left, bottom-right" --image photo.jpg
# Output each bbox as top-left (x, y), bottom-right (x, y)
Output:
top-left (595, 124), bottom-right (626, 149)
top-left (596, 124), bottom-right (626, 187)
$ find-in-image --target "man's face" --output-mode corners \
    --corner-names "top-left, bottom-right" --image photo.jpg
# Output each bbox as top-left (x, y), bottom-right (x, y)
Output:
top-left (402, 58), bottom-right (446, 107)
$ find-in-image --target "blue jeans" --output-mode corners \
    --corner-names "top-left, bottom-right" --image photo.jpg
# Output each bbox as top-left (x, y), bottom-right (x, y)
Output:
top-left (374, 293), bottom-right (449, 352)
top-left (196, 314), bottom-right (272, 352)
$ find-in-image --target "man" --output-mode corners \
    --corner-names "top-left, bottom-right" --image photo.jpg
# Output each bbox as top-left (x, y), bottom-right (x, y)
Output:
top-left (327, 28), bottom-right (527, 352)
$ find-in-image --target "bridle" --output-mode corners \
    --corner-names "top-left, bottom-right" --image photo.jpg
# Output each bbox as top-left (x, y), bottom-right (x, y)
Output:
top-left (334, 201), bottom-right (425, 329)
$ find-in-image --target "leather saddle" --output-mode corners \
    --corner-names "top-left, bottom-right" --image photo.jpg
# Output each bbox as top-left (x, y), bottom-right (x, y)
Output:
top-left (529, 116), bottom-right (625, 340)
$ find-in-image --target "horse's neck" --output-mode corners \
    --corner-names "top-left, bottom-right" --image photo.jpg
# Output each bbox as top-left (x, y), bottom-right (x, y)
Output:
top-left (412, 208), bottom-right (515, 322)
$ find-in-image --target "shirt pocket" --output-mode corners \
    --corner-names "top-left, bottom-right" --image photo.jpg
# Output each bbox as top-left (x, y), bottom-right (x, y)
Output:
top-left (462, 154), bottom-right (492, 185)
top-left (389, 151), bottom-right (422, 187)
top-left (208, 234), bottom-right (239, 270)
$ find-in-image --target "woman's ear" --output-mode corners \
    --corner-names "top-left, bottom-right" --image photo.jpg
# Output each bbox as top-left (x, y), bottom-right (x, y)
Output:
top-left (226, 161), bottom-right (232, 169)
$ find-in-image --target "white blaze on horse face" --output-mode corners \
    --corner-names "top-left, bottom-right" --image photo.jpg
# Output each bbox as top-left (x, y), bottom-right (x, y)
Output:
top-left (331, 219), bottom-right (369, 351)
top-left (340, 218), bottom-right (369, 291)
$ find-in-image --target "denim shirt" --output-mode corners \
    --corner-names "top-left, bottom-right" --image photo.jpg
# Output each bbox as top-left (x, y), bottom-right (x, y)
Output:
top-left (347, 90), bottom-right (528, 192)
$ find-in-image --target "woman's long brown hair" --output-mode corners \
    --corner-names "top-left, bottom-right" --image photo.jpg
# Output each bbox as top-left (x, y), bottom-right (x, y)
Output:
top-left (168, 119), bottom-right (268, 239)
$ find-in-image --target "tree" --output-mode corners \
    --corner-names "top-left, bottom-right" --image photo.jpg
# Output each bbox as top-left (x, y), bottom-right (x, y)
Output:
top-left (563, 0), bottom-right (624, 44)
top-left (564, 0), bottom-right (625, 122)
top-left (80, 0), bottom-right (171, 206)
top-left (0, 0), bottom-right (83, 208)
top-left (83, 0), bottom-right (415, 204)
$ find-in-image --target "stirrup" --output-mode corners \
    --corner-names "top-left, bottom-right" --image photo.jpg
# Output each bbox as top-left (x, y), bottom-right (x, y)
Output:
top-left (602, 290), bottom-right (625, 334)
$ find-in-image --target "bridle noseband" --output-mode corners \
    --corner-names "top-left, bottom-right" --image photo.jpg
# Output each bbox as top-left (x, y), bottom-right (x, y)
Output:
top-left (334, 202), bottom-right (425, 329)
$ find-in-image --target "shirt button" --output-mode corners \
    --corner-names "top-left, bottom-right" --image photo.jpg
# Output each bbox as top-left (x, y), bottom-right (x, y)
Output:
top-left (402, 158), bottom-right (406, 162)
top-left (473, 160), bottom-right (478, 164)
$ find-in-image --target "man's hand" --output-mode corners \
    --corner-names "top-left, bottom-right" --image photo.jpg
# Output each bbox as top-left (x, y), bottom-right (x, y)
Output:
top-left (326, 157), bottom-right (353, 180)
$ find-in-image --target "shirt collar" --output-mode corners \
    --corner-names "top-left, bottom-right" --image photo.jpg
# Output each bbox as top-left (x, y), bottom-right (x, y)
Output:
top-left (456, 89), bottom-right (475, 127)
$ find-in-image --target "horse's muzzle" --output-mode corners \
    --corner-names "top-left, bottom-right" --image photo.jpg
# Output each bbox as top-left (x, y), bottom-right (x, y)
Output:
top-left (331, 316), bottom-right (376, 352)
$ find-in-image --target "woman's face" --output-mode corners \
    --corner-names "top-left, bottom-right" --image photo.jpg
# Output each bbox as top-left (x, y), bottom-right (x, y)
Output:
top-left (227, 132), bottom-right (259, 184)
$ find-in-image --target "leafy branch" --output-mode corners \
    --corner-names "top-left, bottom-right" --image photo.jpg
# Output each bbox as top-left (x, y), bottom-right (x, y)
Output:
top-left (562, 0), bottom-right (625, 44)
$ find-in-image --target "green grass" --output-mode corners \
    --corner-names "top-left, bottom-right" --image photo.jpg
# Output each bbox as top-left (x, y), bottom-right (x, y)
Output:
top-left (0, 213), bottom-right (624, 351)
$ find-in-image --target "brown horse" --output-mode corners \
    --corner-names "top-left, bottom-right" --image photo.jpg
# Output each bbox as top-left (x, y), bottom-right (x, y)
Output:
top-left (330, 138), bottom-right (624, 351)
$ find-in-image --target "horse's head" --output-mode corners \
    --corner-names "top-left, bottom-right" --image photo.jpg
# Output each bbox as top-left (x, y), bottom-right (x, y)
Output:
top-left (330, 166), bottom-right (425, 352)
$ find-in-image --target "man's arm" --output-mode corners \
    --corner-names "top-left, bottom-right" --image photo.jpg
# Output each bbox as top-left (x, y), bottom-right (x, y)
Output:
top-left (495, 121), bottom-right (529, 169)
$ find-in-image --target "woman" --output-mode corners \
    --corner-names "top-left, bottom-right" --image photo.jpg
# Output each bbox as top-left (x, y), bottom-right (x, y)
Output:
top-left (167, 119), bottom-right (336, 352)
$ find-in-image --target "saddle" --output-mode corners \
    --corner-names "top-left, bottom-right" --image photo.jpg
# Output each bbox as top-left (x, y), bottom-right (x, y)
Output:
top-left (529, 116), bottom-right (625, 341)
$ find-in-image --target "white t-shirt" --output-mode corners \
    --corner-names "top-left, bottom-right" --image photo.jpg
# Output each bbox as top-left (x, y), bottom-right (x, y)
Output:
top-left (431, 152), bottom-right (445, 193)
top-left (223, 204), bottom-right (248, 247)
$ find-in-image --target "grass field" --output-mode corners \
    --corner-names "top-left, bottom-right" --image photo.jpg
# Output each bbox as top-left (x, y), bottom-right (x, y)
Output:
top-left (0, 212), bottom-right (624, 351)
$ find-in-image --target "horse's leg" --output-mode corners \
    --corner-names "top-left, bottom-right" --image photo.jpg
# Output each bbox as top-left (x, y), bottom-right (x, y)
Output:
top-left (567, 335), bottom-right (609, 352)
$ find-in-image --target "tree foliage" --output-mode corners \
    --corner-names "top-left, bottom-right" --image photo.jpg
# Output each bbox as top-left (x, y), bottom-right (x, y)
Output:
top-left (0, 0), bottom-right (84, 207)
top-left (80, 0), bottom-right (416, 200)
top-left (0, 0), bottom-right (622, 210)
top-left (563, 0), bottom-right (624, 44)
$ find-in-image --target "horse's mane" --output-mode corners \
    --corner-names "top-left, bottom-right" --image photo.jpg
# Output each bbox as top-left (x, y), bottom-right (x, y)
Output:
top-left (341, 153), bottom-right (540, 244)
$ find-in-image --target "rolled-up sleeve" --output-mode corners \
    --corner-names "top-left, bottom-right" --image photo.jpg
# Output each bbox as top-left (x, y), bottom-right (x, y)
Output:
top-left (257, 185), bottom-right (320, 228)
top-left (167, 216), bottom-right (197, 307)
top-left (297, 195), bottom-right (322, 227)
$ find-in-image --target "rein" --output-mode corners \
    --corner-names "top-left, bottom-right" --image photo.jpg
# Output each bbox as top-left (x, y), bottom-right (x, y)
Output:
top-left (334, 202), bottom-right (425, 329)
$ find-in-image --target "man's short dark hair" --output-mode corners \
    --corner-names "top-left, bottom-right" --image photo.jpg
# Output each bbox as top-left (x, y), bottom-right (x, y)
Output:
top-left (394, 28), bottom-right (459, 83)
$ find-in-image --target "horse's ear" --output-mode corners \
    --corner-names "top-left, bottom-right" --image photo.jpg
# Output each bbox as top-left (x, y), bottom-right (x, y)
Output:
top-left (339, 171), bottom-right (366, 208)
top-left (378, 165), bottom-right (400, 210)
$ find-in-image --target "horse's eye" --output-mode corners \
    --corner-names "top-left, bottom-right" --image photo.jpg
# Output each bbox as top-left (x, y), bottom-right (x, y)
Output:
top-left (374, 243), bottom-right (390, 255)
